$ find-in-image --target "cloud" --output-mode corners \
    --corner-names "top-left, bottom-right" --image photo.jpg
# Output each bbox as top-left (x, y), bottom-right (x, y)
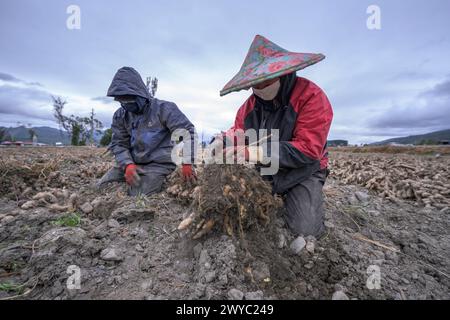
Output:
top-left (368, 77), bottom-right (450, 132)
top-left (1, 1), bottom-right (450, 145)
top-left (0, 84), bottom-right (54, 121)
top-left (421, 76), bottom-right (450, 98)
top-left (388, 71), bottom-right (433, 82)
top-left (0, 72), bottom-right (43, 87)
top-left (0, 72), bottom-right (22, 83)
top-left (0, 72), bottom-right (117, 128)
top-left (91, 96), bottom-right (114, 104)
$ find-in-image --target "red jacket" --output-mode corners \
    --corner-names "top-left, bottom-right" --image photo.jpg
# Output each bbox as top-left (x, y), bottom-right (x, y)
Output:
top-left (227, 76), bottom-right (333, 193)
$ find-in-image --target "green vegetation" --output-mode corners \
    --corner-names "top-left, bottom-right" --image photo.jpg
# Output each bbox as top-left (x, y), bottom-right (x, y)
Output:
top-left (0, 282), bottom-right (25, 294)
top-left (135, 193), bottom-right (150, 209)
top-left (51, 212), bottom-right (81, 227)
top-left (100, 128), bottom-right (113, 147)
top-left (417, 139), bottom-right (438, 145)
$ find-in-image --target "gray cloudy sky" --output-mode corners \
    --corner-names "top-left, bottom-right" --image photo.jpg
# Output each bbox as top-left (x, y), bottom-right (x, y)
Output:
top-left (0, 0), bottom-right (449, 144)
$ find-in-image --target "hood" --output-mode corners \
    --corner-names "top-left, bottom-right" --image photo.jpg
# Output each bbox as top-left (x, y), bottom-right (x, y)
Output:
top-left (107, 67), bottom-right (150, 100)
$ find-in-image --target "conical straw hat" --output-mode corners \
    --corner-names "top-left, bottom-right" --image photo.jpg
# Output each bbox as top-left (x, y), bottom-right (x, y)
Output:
top-left (220, 35), bottom-right (325, 96)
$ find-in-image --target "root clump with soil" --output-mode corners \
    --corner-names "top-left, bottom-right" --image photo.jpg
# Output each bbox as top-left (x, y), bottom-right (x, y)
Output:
top-left (168, 164), bottom-right (282, 241)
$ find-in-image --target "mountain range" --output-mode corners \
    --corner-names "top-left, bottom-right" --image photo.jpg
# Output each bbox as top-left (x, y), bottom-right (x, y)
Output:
top-left (371, 129), bottom-right (450, 145)
top-left (2, 126), bottom-right (449, 146)
top-left (1, 126), bottom-right (72, 145)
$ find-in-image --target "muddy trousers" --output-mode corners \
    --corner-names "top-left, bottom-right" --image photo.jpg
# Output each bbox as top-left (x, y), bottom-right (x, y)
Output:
top-left (96, 163), bottom-right (176, 196)
top-left (283, 169), bottom-right (327, 239)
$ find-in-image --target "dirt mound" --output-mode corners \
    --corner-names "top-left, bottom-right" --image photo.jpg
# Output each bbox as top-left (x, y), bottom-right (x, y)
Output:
top-left (168, 164), bottom-right (282, 241)
top-left (0, 147), bottom-right (111, 207)
top-left (0, 147), bottom-right (448, 300)
top-left (0, 157), bottom-right (59, 197)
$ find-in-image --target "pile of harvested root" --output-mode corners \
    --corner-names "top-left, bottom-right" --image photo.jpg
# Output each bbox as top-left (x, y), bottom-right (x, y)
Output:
top-left (0, 156), bottom-right (60, 197)
top-left (167, 164), bottom-right (282, 240)
top-left (330, 153), bottom-right (450, 209)
top-left (0, 147), bottom-right (112, 210)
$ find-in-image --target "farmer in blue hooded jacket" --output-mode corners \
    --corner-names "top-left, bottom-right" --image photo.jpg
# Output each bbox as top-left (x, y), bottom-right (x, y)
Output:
top-left (97, 67), bottom-right (196, 196)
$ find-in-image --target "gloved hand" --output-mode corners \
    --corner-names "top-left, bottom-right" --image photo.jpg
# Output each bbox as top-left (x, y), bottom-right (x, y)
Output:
top-left (181, 164), bottom-right (196, 181)
top-left (124, 164), bottom-right (141, 186)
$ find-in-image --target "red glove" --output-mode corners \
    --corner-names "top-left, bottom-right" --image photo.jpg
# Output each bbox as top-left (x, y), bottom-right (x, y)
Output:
top-left (124, 164), bottom-right (140, 186)
top-left (181, 164), bottom-right (196, 181)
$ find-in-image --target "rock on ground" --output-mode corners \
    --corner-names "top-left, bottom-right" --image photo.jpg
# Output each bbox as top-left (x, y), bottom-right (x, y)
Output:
top-left (290, 236), bottom-right (306, 255)
top-left (228, 289), bottom-right (244, 300)
top-left (100, 247), bottom-right (123, 262)
top-left (332, 291), bottom-right (350, 300)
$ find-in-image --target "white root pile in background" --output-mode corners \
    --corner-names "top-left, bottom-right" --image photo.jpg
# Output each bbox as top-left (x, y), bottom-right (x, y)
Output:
top-left (330, 152), bottom-right (450, 209)
top-left (0, 147), bottom-right (112, 212)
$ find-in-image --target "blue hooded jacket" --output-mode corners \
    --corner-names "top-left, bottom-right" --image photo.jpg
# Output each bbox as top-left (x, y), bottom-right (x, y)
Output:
top-left (107, 67), bottom-right (196, 168)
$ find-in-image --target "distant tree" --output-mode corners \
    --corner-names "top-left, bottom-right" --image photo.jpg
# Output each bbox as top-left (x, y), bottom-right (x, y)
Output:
top-left (0, 128), bottom-right (5, 141)
top-left (88, 108), bottom-right (103, 145)
top-left (0, 128), bottom-right (13, 142)
top-left (100, 128), bottom-right (112, 147)
top-left (52, 96), bottom-right (103, 146)
top-left (28, 128), bottom-right (36, 140)
top-left (53, 96), bottom-right (69, 132)
top-left (71, 122), bottom-right (82, 146)
top-left (417, 139), bottom-right (438, 146)
top-left (146, 77), bottom-right (158, 97)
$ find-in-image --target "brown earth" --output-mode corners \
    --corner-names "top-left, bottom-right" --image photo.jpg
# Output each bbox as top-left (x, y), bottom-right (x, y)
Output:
top-left (0, 147), bottom-right (448, 300)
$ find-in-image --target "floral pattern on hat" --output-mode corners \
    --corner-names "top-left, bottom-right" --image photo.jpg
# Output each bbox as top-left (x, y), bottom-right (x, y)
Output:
top-left (220, 35), bottom-right (325, 96)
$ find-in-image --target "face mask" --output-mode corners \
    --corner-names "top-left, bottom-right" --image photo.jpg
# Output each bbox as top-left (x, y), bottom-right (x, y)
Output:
top-left (252, 79), bottom-right (281, 101)
top-left (120, 96), bottom-right (147, 114)
top-left (121, 101), bottom-right (139, 113)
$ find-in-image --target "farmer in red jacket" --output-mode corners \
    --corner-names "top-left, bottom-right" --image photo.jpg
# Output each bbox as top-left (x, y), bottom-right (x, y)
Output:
top-left (219, 35), bottom-right (333, 238)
